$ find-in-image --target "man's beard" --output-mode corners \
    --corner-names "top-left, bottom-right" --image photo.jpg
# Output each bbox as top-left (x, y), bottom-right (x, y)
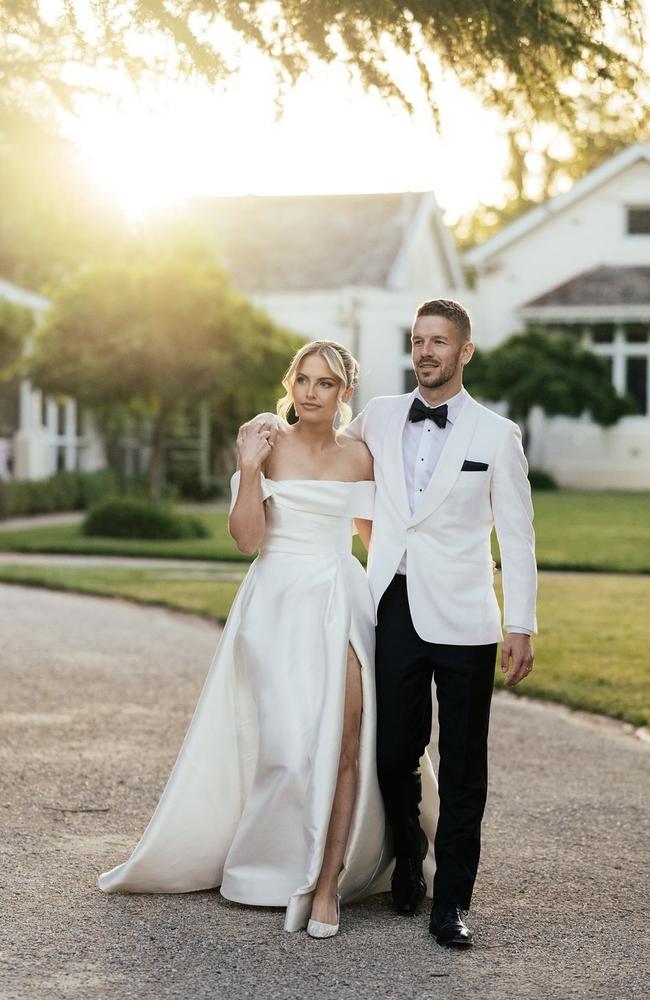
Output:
top-left (415, 359), bottom-right (459, 390)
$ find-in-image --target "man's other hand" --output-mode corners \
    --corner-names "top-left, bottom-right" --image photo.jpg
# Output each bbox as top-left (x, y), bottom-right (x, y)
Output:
top-left (501, 633), bottom-right (534, 687)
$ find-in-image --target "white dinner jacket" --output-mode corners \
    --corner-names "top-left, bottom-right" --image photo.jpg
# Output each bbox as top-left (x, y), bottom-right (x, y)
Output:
top-left (345, 389), bottom-right (538, 645)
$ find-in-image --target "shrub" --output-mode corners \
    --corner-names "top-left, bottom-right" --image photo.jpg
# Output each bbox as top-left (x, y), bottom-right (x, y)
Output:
top-left (0, 468), bottom-right (118, 519)
top-left (528, 468), bottom-right (559, 491)
top-left (82, 497), bottom-right (209, 539)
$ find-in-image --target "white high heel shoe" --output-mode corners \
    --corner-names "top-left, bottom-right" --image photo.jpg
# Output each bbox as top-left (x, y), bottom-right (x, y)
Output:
top-left (307, 894), bottom-right (341, 939)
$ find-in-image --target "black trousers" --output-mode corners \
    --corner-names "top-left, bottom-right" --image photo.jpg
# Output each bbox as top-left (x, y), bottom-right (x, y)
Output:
top-left (375, 574), bottom-right (497, 910)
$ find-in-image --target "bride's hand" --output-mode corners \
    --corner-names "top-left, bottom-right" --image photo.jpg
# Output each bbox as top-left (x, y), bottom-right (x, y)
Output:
top-left (238, 424), bottom-right (273, 471)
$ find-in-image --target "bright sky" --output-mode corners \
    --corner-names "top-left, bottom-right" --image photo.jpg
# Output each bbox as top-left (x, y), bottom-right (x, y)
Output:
top-left (63, 3), bottom-right (648, 225)
top-left (65, 41), bottom-right (514, 225)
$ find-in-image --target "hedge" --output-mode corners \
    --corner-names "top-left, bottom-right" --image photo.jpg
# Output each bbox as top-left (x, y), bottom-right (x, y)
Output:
top-left (0, 469), bottom-right (118, 519)
top-left (82, 497), bottom-right (208, 540)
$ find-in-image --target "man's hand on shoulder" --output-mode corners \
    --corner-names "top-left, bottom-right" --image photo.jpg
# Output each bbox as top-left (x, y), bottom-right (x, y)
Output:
top-left (237, 413), bottom-right (285, 451)
top-left (500, 633), bottom-right (534, 687)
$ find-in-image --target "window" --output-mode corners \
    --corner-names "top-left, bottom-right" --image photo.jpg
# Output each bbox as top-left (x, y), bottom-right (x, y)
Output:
top-left (627, 207), bottom-right (650, 235)
top-left (571, 323), bottom-right (650, 418)
top-left (402, 328), bottom-right (412, 354)
top-left (592, 323), bottom-right (616, 344)
top-left (624, 324), bottom-right (649, 344)
top-left (403, 368), bottom-right (417, 393)
top-left (626, 358), bottom-right (648, 415)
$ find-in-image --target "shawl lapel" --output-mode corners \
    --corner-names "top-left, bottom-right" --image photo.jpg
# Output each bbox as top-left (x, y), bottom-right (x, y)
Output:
top-left (408, 393), bottom-right (481, 526)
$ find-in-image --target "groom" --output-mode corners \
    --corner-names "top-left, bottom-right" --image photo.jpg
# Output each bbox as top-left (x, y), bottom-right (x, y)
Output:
top-left (343, 298), bottom-right (537, 947)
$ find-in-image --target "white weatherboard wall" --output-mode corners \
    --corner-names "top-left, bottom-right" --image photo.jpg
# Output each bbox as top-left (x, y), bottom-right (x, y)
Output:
top-left (527, 409), bottom-right (650, 489)
top-left (470, 157), bottom-right (650, 346)
top-left (467, 148), bottom-right (650, 488)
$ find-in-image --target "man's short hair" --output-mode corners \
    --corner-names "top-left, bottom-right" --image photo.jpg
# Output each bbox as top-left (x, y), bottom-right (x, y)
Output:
top-left (413, 299), bottom-right (472, 342)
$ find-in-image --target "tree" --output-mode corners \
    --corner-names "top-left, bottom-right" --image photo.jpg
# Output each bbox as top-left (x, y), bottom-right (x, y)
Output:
top-left (463, 328), bottom-right (635, 452)
top-left (1, 2), bottom-right (644, 128)
top-left (455, 84), bottom-right (650, 249)
top-left (28, 255), bottom-right (301, 500)
top-left (0, 118), bottom-right (127, 290)
top-left (0, 298), bottom-right (34, 379)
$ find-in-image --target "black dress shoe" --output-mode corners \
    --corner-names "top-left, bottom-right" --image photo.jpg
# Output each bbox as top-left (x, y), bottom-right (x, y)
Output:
top-left (391, 829), bottom-right (428, 915)
top-left (429, 904), bottom-right (473, 947)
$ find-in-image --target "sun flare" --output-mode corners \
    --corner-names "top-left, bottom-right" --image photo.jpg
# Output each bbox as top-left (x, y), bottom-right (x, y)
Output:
top-left (66, 51), bottom-right (510, 224)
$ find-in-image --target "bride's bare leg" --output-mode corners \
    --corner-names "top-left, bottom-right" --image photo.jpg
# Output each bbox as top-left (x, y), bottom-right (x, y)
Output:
top-left (310, 644), bottom-right (362, 926)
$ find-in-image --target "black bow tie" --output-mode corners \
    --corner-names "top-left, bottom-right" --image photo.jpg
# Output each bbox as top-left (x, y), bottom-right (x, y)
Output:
top-left (408, 398), bottom-right (448, 428)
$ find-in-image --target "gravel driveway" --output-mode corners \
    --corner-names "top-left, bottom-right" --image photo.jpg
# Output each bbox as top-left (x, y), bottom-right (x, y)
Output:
top-left (1, 584), bottom-right (647, 1000)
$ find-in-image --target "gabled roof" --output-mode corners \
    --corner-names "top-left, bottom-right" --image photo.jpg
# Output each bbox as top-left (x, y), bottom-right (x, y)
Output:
top-left (524, 266), bottom-right (650, 308)
top-left (465, 143), bottom-right (650, 267)
top-left (0, 277), bottom-right (50, 311)
top-left (186, 191), bottom-right (462, 293)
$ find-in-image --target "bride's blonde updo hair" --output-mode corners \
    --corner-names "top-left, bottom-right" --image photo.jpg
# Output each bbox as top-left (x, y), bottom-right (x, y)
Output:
top-left (276, 340), bottom-right (360, 428)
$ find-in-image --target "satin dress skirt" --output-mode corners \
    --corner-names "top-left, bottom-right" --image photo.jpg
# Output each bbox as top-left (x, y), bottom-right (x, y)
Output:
top-left (97, 477), bottom-right (438, 931)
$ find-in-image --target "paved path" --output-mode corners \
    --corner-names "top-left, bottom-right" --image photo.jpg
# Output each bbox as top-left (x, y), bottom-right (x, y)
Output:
top-left (0, 552), bottom-right (247, 577)
top-left (1, 584), bottom-right (648, 1000)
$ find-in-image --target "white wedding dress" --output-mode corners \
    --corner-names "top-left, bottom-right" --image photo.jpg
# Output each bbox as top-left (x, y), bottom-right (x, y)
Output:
top-left (98, 474), bottom-right (438, 931)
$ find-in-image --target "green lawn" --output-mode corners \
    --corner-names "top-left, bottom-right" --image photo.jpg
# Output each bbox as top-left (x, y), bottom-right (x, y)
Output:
top-left (521, 491), bottom-right (650, 573)
top-left (0, 512), bottom-right (251, 562)
top-left (0, 565), bottom-right (647, 727)
top-left (1, 491), bottom-right (649, 571)
top-left (0, 563), bottom-right (241, 620)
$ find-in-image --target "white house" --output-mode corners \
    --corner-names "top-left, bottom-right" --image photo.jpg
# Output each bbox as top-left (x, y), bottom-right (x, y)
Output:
top-left (0, 277), bottom-right (105, 481)
top-left (5, 146), bottom-right (649, 491)
top-left (187, 191), bottom-right (469, 411)
top-left (465, 144), bottom-right (650, 488)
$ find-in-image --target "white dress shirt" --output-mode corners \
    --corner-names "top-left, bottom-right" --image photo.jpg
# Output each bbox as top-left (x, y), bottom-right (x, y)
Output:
top-left (403, 387), bottom-right (466, 512)
top-left (396, 387), bottom-right (465, 574)
top-left (396, 386), bottom-right (531, 636)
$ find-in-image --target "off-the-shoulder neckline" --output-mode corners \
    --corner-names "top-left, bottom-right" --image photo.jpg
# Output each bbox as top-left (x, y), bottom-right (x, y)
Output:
top-left (232, 471), bottom-right (374, 485)
top-left (264, 477), bottom-right (374, 485)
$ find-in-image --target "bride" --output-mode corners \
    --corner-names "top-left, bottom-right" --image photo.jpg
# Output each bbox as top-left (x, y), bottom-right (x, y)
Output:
top-left (98, 340), bottom-right (430, 936)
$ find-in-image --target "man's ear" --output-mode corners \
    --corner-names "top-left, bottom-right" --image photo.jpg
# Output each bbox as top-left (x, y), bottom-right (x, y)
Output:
top-left (461, 341), bottom-right (475, 366)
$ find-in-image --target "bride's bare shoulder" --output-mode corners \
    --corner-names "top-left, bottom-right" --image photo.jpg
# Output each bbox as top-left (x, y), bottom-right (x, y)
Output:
top-left (338, 436), bottom-right (373, 480)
